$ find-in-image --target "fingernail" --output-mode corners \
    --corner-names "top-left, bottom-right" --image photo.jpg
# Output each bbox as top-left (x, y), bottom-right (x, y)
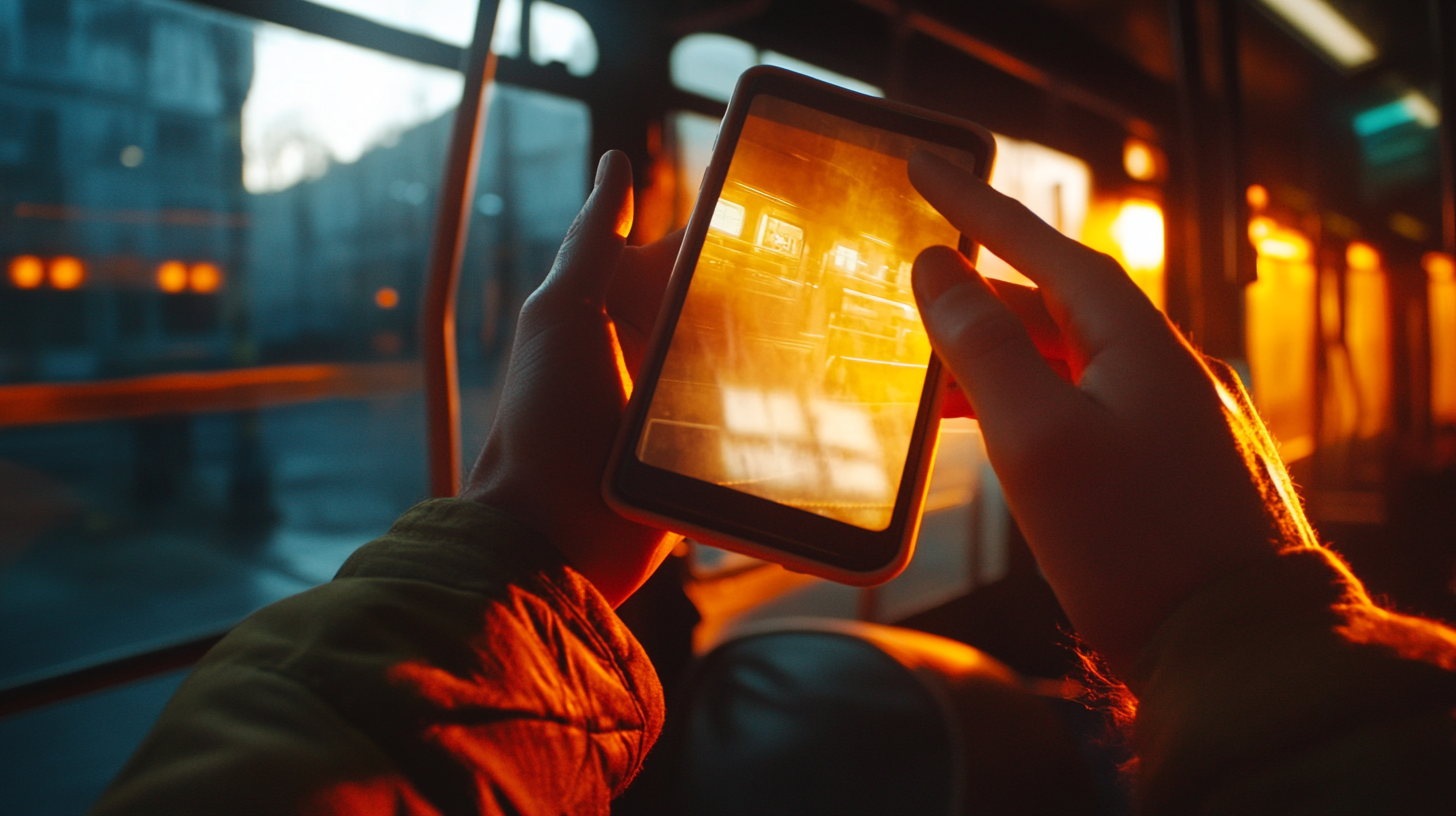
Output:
top-left (912, 246), bottom-right (969, 307)
top-left (594, 152), bottom-right (612, 189)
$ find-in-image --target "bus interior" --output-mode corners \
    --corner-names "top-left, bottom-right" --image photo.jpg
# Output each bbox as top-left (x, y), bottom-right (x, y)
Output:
top-left (1, 0), bottom-right (1454, 811)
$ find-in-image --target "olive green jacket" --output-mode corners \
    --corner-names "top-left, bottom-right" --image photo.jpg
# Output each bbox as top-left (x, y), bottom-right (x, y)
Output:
top-left (92, 499), bottom-right (1456, 815)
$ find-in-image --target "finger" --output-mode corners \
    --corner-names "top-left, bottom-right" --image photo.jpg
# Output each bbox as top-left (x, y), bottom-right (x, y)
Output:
top-left (909, 151), bottom-right (1155, 352)
top-left (985, 278), bottom-right (1067, 363)
top-left (607, 228), bottom-right (683, 337)
top-left (913, 245), bottom-right (1075, 428)
top-left (537, 150), bottom-right (635, 305)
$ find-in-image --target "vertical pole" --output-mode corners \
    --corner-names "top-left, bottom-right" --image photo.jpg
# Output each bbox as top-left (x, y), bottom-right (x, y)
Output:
top-left (1170, 0), bottom-right (1208, 344)
top-left (424, 0), bottom-right (502, 497)
top-left (1217, 0), bottom-right (1253, 287)
top-left (1436, 0), bottom-right (1456, 257)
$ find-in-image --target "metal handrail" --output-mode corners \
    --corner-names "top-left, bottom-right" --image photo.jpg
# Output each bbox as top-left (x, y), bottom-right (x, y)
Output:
top-left (424, 0), bottom-right (503, 497)
top-left (0, 632), bottom-right (227, 718)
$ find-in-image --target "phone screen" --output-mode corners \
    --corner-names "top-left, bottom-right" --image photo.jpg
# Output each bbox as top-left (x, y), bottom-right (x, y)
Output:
top-left (636, 94), bottom-right (975, 531)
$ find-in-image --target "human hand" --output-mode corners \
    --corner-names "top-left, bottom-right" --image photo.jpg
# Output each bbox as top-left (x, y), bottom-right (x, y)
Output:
top-left (908, 151), bottom-right (1317, 677)
top-left (461, 151), bottom-right (682, 606)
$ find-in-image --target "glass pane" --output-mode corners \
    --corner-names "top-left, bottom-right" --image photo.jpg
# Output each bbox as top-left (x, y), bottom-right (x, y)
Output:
top-left (456, 85), bottom-right (592, 458)
top-left (305, 0), bottom-right (480, 47)
top-left (0, 1), bottom-right (464, 684)
top-left (671, 34), bottom-right (882, 104)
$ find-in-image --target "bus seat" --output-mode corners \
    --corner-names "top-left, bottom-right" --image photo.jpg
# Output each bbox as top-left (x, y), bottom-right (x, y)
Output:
top-left (667, 618), bottom-right (1105, 815)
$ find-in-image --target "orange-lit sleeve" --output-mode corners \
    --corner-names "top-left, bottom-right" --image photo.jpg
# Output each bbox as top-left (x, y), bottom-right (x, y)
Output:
top-left (1130, 546), bottom-right (1456, 815)
top-left (91, 499), bottom-right (664, 816)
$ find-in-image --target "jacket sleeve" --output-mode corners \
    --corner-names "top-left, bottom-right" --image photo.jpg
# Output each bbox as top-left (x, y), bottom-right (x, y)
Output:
top-left (90, 499), bottom-right (665, 816)
top-left (1130, 545), bottom-right (1456, 815)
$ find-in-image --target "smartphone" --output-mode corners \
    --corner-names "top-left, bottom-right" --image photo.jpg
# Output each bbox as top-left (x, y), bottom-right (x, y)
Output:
top-left (605, 66), bottom-right (995, 585)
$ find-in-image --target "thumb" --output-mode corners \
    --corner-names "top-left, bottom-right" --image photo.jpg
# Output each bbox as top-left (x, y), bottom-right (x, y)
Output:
top-left (913, 245), bottom-right (1070, 428)
top-left (538, 150), bottom-right (635, 305)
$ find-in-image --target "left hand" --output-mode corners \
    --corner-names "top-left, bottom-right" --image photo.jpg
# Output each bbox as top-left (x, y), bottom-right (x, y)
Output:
top-left (461, 151), bottom-right (683, 606)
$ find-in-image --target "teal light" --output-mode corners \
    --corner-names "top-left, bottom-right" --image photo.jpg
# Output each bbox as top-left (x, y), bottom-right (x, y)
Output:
top-left (1354, 99), bottom-right (1418, 137)
top-left (1354, 92), bottom-right (1441, 138)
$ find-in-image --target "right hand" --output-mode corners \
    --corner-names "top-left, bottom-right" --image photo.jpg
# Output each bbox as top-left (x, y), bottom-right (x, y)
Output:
top-left (907, 151), bottom-right (1317, 678)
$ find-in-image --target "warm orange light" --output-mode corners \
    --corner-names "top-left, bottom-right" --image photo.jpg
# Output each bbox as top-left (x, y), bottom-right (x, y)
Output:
top-left (189, 262), bottom-right (222, 293)
top-left (1123, 139), bottom-right (1158, 181)
top-left (1246, 184), bottom-right (1269, 210)
top-left (1249, 216), bottom-right (1310, 262)
top-left (156, 261), bottom-right (188, 293)
top-left (49, 256), bottom-right (85, 290)
top-left (1423, 251), bottom-right (1455, 282)
top-left (1347, 241), bottom-right (1380, 271)
top-left (1428, 252), bottom-right (1456, 425)
top-left (374, 286), bottom-right (399, 309)
top-left (1111, 199), bottom-right (1164, 271)
top-left (9, 255), bottom-right (44, 289)
top-left (1246, 223), bottom-right (1316, 463)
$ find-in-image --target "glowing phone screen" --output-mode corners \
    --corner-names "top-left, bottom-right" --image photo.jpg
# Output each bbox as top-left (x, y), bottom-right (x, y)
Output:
top-left (638, 94), bottom-right (974, 531)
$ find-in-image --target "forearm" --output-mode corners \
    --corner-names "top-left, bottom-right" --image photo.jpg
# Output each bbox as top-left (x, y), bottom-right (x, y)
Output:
top-left (1131, 545), bottom-right (1456, 815)
top-left (92, 499), bottom-right (664, 816)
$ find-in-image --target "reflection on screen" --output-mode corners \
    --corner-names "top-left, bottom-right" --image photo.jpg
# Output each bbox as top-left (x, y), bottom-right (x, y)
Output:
top-left (638, 95), bottom-right (971, 531)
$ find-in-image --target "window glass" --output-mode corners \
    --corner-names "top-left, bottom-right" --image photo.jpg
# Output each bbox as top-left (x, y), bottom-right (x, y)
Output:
top-left (0, 0), bottom-right (585, 687)
top-left (305, 0), bottom-right (480, 47)
top-left (671, 33), bottom-right (882, 104)
top-left (1246, 217), bottom-right (1316, 463)
top-left (489, 0), bottom-right (598, 75)
top-left (529, 2), bottom-right (597, 76)
top-left (456, 86), bottom-right (592, 457)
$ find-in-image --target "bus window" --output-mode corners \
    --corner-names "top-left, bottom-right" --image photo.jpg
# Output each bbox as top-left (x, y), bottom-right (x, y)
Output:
top-left (0, 0), bottom-right (587, 691)
top-left (1245, 216), bottom-right (1317, 463)
top-left (1427, 252), bottom-right (1456, 427)
top-left (1345, 242), bottom-right (1391, 441)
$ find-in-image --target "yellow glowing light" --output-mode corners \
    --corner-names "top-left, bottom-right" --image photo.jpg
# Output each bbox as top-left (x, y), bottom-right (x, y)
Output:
top-left (1247, 184), bottom-right (1269, 210)
top-left (374, 286), bottom-right (399, 309)
top-left (1123, 139), bottom-right (1157, 181)
top-left (1249, 217), bottom-right (1311, 262)
top-left (189, 262), bottom-right (222, 293)
top-left (1424, 251), bottom-right (1455, 283)
top-left (1426, 252), bottom-right (1456, 424)
top-left (49, 256), bottom-right (85, 290)
top-left (1346, 255), bottom-right (1390, 439)
top-left (1346, 241), bottom-right (1380, 271)
top-left (1246, 226), bottom-right (1316, 463)
top-left (157, 261), bottom-right (188, 293)
top-left (9, 255), bottom-right (44, 289)
top-left (1111, 199), bottom-right (1164, 271)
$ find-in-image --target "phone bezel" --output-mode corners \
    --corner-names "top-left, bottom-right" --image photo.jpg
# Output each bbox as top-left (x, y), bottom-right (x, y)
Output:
top-left (605, 66), bottom-right (996, 585)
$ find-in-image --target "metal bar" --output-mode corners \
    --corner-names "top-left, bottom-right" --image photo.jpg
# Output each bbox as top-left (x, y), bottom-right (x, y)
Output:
top-left (183, 0), bottom-right (465, 70)
top-left (1171, 0), bottom-right (1209, 343)
top-left (1218, 0), bottom-right (1253, 286)
top-left (424, 0), bottom-right (502, 497)
top-left (0, 633), bottom-right (227, 718)
top-left (850, 0), bottom-right (1160, 136)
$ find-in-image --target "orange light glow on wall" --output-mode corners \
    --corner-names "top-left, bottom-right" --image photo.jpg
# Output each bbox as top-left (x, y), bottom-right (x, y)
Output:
top-left (1246, 183), bottom-right (1269, 211)
top-left (1123, 139), bottom-right (1159, 181)
top-left (1425, 251), bottom-right (1456, 426)
top-left (48, 256), bottom-right (85, 290)
top-left (8, 255), bottom-right (44, 289)
top-left (1111, 200), bottom-right (1164, 271)
top-left (374, 287), bottom-right (399, 309)
top-left (1246, 218), bottom-right (1316, 462)
top-left (189, 262), bottom-right (222, 293)
top-left (157, 261), bottom-right (188, 293)
top-left (1248, 217), bottom-right (1311, 262)
top-left (1346, 241), bottom-right (1380, 271)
